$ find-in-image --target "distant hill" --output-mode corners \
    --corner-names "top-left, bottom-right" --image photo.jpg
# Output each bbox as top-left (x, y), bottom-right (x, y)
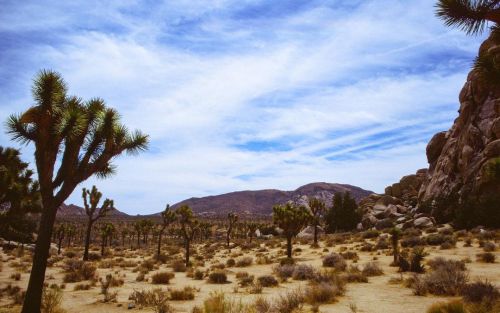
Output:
top-left (169, 182), bottom-right (373, 217)
top-left (57, 203), bottom-right (129, 218)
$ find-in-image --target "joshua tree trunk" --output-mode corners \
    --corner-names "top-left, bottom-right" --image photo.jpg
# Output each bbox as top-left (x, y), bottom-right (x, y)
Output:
top-left (157, 230), bottom-right (164, 259)
top-left (137, 233), bottom-right (140, 248)
top-left (313, 223), bottom-right (318, 246)
top-left (57, 235), bottom-right (63, 255)
top-left (83, 222), bottom-right (93, 261)
top-left (185, 239), bottom-right (190, 267)
top-left (21, 203), bottom-right (57, 313)
top-left (286, 236), bottom-right (292, 259)
top-left (101, 235), bottom-right (106, 257)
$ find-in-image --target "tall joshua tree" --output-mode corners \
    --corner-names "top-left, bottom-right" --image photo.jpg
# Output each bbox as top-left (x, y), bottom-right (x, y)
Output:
top-left (176, 205), bottom-right (199, 267)
top-left (308, 197), bottom-right (326, 247)
top-left (273, 203), bottom-right (312, 259)
top-left (157, 204), bottom-right (176, 259)
top-left (226, 212), bottom-right (238, 248)
top-left (6, 70), bottom-right (148, 313)
top-left (82, 186), bottom-right (113, 260)
top-left (436, 1), bottom-right (500, 83)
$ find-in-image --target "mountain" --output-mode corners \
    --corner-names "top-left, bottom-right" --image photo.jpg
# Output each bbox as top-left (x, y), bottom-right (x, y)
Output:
top-left (170, 182), bottom-right (373, 216)
top-left (56, 203), bottom-right (129, 218)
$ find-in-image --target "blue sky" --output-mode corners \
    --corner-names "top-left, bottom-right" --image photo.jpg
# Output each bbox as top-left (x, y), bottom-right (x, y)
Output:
top-left (0, 0), bottom-right (488, 214)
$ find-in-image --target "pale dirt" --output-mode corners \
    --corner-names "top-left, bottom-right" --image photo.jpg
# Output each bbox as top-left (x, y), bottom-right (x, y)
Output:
top-left (0, 238), bottom-right (498, 313)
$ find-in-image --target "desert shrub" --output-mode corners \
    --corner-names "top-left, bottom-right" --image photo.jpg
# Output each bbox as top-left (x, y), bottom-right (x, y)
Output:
top-left (482, 242), bottom-right (496, 252)
top-left (203, 291), bottom-right (251, 313)
top-left (140, 258), bottom-right (156, 272)
top-left (362, 229), bottom-right (379, 239)
top-left (401, 236), bottom-right (424, 247)
top-left (292, 264), bottom-right (316, 280)
top-left (10, 273), bottom-right (21, 281)
top-left (362, 262), bottom-right (383, 276)
top-left (87, 252), bottom-right (101, 261)
top-left (426, 300), bottom-right (467, 313)
top-left (169, 286), bottom-right (196, 300)
top-left (208, 271), bottom-right (228, 284)
top-left (426, 234), bottom-right (455, 247)
top-left (100, 274), bottom-right (118, 303)
top-left (238, 275), bottom-right (254, 287)
top-left (427, 257), bottom-right (466, 271)
top-left (360, 242), bottom-right (373, 252)
top-left (226, 258), bottom-right (235, 267)
top-left (73, 283), bottom-right (91, 291)
top-left (63, 250), bottom-right (78, 259)
top-left (375, 238), bottom-right (390, 250)
top-left (136, 272), bottom-right (145, 282)
top-left (41, 287), bottom-right (65, 313)
top-left (273, 288), bottom-right (306, 313)
top-left (62, 260), bottom-right (96, 283)
top-left (273, 264), bottom-right (295, 281)
top-left (305, 281), bottom-right (345, 304)
top-left (461, 280), bottom-right (499, 304)
top-left (152, 271), bottom-right (175, 284)
top-left (193, 269), bottom-right (204, 280)
top-left (413, 258), bottom-right (468, 296)
top-left (257, 275), bottom-right (279, 287)
top-left (236, 257), bottom-right (253, 267)
top-left (247, 282), bottom-right (263, 294)
top-left (129, 289), bottom-right (173, 313)
top-left (171, 260), bottom-right (187, 272)
top-left (340, 251), bottom-right (359, 261)
top-left (343, 265), bottom-right (368, 283)
top-left (322, 253), bottom-right (347, 271)
top-left (477, 252), bottom-right (496, 263)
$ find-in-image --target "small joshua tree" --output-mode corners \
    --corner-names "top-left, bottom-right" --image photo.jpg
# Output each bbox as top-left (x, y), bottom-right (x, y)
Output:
top-left (390, 227), bottom-right (401, 266)
top-left (273, 202), bottom-right (312, 259)
top-left (176, 205), bottom-right (199, 267)
top-left (308, 197), bottom-right (326, 247)
top-left (226, 212), bottom-right (238, 248)
top-left (157, 204), bottom-right (176, 259)
top-left (82, 186), bottom-right (113, 260)
top-left (55, 224), bottom-right (66, 255)
top-left (100, 222), bottom-right (115, 257)
top-left (247, 222), bottom-right (259, 242)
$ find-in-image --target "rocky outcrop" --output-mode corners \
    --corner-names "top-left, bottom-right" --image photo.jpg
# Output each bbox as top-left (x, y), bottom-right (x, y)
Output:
top-left (359, 169), bottom-right (435, 230)
top-left (418, 33), bottom-right (500, 207)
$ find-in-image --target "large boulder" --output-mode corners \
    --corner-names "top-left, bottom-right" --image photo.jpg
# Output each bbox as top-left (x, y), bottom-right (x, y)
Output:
top-left (414, 217), bottom-right (434, 228)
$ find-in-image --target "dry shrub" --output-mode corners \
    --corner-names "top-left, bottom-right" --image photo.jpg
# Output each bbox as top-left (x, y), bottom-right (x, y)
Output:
top-left (171, 259), bottom-right (187, 272)
top-left (411, 258), bottom-right (468, 296)
top-left (476, 252), bottom-right (496, 263)
top-left (129, 289), bottom-right (174, 313)
top-left (292, 264), bottom-right (316, 280)
top-left (168, 286), bottom-right (196, 300)
top-left (257, 275), bottom-right (278, 287)
top-left (461, 280), bottom-right (499, 306)
top-left (73, 283), bottom-right (91, 291)
top-left (62, 260), bottom-right (96, 283)
top-left (273, 264), bottom-right (295, 281)
top-left (236, 257), bottom-right (253, 267)
top-left (226, 258), bottom-right (236, 267)
top-left (41, 287), bottom-right (65, 313)
top-left (100, 274), bottom-right (119, 303)
top-left (273, 288), bottom-right (306, 313)
top-left (322, 253), bottom-right (347, 271)
top-left (152, 271), bottom-right (175, 284)
top-left (305, 281), bottom-right (345, 304)
top-left (482, 242), bottom-right (496, 252)
top-left (343, 265), bottom-right (368, 283)
top-left (362, 262), bottom-right (383, 277)
top-left (203, 291), bottom-right (250, 313)
top-left (426, 300), bottom-right (467, 313)
top-left (207, 270), bottom-right (228, 284)
top-left (193, 269), bottom-right (204, 280)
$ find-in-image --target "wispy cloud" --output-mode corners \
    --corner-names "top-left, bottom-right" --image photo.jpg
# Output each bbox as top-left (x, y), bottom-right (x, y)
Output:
top-left (0, 0), bottom-right (487, 214)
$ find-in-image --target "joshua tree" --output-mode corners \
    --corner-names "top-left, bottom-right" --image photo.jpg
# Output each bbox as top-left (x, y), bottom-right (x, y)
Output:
top-left (247, 222), bottom-right (259, 242)
top-left (390, 227), bottom-right (401, 266)
top-left (65, 223), bottom-right (76, 247)
top-left (176, 205), bottom-right (199, 267)
top-left (308, 197), bottom-right (326, 247)
top-left (226, 212), bottom-right (238, 248)
top-left (120, 225), bottom-right (129, 248)
top-left (272, 203), bottom-right (312, 259)
top-left (6, 70), bottom-right (148, 313)
top-left (82, 186), bottom-right (113, 261)
top-left (100, 222), bottom-right (115, 257)
top-left (157, 204), bottom-right (176, 259)
top-left (55, 224), bottom-right (66, 255)
top-left (0, 146), bottom-right (41, 244)
top-left (436, 0), bottom-right (500, 35)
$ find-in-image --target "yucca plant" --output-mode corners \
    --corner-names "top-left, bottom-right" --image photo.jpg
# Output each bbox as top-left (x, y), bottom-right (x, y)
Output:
top-left (157, 204), bottom-right (176, 259)
top-left (82, 186), bottom-right (113, 260)
top-left (6, 70), bottom-right (148, 313)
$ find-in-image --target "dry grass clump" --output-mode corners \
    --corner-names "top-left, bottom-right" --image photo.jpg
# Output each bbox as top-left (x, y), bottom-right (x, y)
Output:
top-left (129, 288), bottom-right (174, 313)
top-left (342, 265), bottom-right (368, 283)
top-left (361, 262), bottom-right (384, 276)
top-left (292, 264), bottom-right (316, 280)
top-left (476, 252), bottom-right (496, 263)
top-left (410, 258), bottom-right (468, 296)
top-left (41, 286), bottom-right (65, 313)
top-left (461, 279), bottom-right (499, 311)
top-left (322, 253), bottom-right (347, 271)
top-left (305, 280), bottom-right (345, 304)
top-left (152, 271), bottom-right (175, 284)
top-left (207, 270), bottom-right (228, 284)
top-left (62, 259), bottom-right (97, 283)
top-left (257, 275), bottom-right (279, 287)
top-left (73, 283), bottom-right (92, 291)
top-left (171, 259), bottom-right (187, 272)
top-left (168, 286), bottom-right (196, 300)
top-left (0, 284), bottom-right (25, 305)
top-left (361, 229), bottom-right (380, 239)
top-left (426, 300), bottom-right (467, 313)
top-left (10, 272), bottom-right (21, 281)
top-left (273, 264), bottom-right (295, 281)
top-left (401, 236), bottom-right (424, 248)
top-left (235, 256), bottom-right (253, 267)
top-left (482, 241), bottom-right (496, 252)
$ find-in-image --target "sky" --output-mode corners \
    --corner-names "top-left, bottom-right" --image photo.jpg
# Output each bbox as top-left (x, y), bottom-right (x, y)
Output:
top-left (0, 0), bottom-right (488, 214)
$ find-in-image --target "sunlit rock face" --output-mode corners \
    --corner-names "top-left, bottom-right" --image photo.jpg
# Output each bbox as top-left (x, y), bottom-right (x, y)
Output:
top-left (418, 33), bottom-right (500, 206)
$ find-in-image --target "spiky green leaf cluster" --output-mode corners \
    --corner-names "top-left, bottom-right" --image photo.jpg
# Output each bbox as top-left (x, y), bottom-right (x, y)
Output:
top-left (436, 0), bottom-right (500, 35)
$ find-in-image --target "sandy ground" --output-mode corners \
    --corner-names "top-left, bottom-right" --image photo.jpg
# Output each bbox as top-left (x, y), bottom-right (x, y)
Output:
top-left (0, 237), bottom-right (498, 313)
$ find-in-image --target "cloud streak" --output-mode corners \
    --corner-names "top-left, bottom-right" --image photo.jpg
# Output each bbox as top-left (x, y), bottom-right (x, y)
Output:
top-left (0, 0), bottom-right (488, 214)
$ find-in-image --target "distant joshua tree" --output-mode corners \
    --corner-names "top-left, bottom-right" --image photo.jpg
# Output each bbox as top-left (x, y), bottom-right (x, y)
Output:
top-left (176, 205), bottom-right (199, 267)
top-left (273, 203), bottom-right (311, 259)
top-left (6, 70), bottom-right (148, 313)
top-left (226, 212), bottom-right (238, 248)
top-left (247, 222), bottom-right (259, 242)
top-left (308, 197), bottom-right (326, 247)
top-left (390, 227), bottom-right (402, 266)
top-left (157, 204), bottom-right (176, 259)
top-left (82, 186), bottom-right (113, 261)
top-left (100, 222), bottom-right (115, 257)
top-left (55, 224), bottom-right (66, 255)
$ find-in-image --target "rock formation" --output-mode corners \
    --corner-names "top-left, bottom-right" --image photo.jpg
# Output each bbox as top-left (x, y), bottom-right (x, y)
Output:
top-left (418, 33), bottom-right (500, 209)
